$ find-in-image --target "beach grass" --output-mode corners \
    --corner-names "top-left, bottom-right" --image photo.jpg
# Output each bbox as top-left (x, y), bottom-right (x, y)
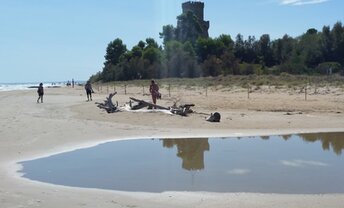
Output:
top-left (94, 74), bottom-right (344, 90)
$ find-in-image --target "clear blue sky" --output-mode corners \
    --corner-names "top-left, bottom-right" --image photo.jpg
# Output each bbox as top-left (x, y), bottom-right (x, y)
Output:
top-left (1, 0), bottom-right (343, 83)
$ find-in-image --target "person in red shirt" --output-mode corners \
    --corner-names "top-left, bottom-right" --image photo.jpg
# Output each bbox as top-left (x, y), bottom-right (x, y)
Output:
top-left (149, 79), bottom-right (160, 105)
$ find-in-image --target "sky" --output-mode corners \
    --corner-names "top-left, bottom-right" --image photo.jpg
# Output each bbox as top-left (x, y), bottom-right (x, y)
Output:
top-left (0, 0), bottom-right (343, 83)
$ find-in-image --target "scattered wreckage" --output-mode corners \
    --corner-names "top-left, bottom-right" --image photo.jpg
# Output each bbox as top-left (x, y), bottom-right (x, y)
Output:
top-left (95, 93), bottom-right (220, 122)
top-left (129, 97), bottom-right (195, 117)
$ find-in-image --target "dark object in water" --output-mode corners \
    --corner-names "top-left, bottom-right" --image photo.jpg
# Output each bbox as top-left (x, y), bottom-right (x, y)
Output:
top-left (47, 86), bottom-right (61, 88)
top-left (207, 112), bottom-right (221, 122)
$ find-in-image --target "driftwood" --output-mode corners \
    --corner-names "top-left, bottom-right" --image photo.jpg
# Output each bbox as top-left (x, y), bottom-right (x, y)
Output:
top-left (129, 97), bottom-right (169, 110)
top-left (129, 97), bottom-right (194, 116)
top-left (96, 92), bottom-right (119, 113)
top-left (170, 104), bottom-right (195, 116)
top-left (129, 100), bottom-right (148, 110)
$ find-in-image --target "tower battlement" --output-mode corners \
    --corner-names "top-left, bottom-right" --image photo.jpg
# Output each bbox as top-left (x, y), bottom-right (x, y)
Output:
top-left (182, 1), bottom-right (205, 20)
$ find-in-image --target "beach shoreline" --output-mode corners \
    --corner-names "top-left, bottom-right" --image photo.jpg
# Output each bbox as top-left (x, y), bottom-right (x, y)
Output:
top-left (1, 86), bottom-right (344, 208)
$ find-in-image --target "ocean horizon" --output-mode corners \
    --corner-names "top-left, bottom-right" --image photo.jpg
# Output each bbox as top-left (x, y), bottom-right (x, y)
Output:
top-left (0, 81), bottom-right (85, 92)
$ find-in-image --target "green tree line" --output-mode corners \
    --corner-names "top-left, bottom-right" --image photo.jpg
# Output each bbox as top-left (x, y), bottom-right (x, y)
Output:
top-left (90, 21), bottom-right (344, 82)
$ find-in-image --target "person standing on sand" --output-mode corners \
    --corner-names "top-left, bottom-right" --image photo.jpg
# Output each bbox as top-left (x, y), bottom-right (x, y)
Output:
top-left (37, 83), bottom-right (44, 103)
top-left (149, 79), bottom-right (160, 105)
top-left (85, 81), bottom-right (93, 101)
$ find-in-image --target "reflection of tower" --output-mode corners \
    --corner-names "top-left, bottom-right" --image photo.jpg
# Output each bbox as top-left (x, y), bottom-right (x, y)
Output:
top-left (162, 138), bottom-right (210, 171)
top-left (162, 138), bottom-right (209, 189)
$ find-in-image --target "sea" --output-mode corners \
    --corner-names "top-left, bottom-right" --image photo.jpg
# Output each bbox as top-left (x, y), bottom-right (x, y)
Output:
top-left (0, 82), bottom-right (66, 92)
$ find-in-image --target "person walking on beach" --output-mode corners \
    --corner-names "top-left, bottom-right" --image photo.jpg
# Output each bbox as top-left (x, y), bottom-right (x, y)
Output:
top-left (149, 79), bottom-right (160, 105)
top-left (85, 81), bottom-right (93, 101)
top-left (37, 83), bottom-right (44, 103)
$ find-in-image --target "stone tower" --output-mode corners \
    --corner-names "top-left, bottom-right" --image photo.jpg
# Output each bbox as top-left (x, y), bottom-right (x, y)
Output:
top-left (177, 1), bottom-right (209, 42)
top-left (182, 1), bottom-right (205, 22)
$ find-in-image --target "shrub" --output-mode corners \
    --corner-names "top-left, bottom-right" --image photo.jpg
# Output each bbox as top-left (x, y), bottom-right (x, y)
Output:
top-left (239, 63), bottom-right (262, 75)
top-left (316, 62), bottom-right (342, 75)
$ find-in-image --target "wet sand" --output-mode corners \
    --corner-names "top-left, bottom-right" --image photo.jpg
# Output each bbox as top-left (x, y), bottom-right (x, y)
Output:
top-left (1, 85), bottom-right (344, 208)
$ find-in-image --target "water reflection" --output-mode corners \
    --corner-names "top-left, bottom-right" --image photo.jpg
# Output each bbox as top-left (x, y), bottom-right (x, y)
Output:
top-left (265, 132), bottom-right (344, 155)
top-left (18, 132), bottom-right (344, 193)
top-left (161, 133), bottom-right (344, 173)
top-left (162, 138), bottom-right (209, 170)
top-left (299, 132), bottom-right (344, 155)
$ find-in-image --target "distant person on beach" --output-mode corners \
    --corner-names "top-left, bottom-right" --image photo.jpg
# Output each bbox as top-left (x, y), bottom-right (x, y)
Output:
top-left (149, 79), bottom-right (160, 105)
top-left (37, 83), bottom-right (44, 103)
top-left (72, 79), bottom-right (75, 88)
top-left (85, 81), bottom-right (93, 101)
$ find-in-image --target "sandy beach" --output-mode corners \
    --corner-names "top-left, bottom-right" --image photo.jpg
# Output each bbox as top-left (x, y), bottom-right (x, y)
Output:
top-left (1, 84), bottom-right (344, 208)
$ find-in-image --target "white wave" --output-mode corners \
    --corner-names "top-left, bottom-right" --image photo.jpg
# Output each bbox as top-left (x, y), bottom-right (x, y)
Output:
top-left (0, 82), bottom-right (63, 92)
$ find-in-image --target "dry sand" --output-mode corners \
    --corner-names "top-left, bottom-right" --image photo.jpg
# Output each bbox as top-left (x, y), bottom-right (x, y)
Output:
top-left (1, 84), bottom-right (344, 208)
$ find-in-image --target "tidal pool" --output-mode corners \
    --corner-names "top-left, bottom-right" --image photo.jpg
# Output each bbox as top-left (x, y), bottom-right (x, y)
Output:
top-left (18, 132), bottom-right (344, 194)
